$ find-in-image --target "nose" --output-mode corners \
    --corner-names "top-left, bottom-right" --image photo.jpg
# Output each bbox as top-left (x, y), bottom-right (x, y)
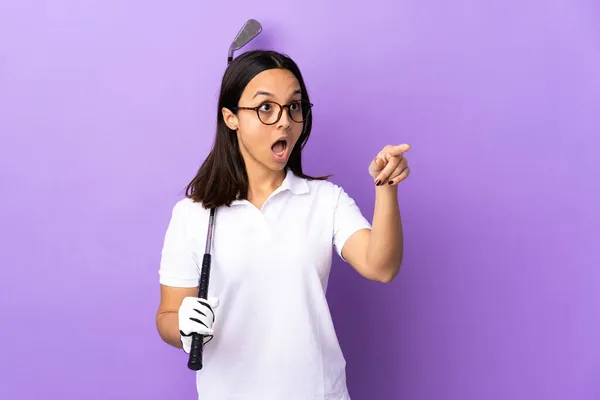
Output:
top-left (277, 106), bottom-right (292, 129)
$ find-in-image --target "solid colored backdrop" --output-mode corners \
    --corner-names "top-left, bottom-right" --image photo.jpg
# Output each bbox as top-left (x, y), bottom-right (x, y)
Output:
top-left (1, 1), bottom-right (598, 399)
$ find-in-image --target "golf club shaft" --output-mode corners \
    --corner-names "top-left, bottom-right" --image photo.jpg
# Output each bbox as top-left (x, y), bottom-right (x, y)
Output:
top-left (187, 208), bottom-right (216, 371)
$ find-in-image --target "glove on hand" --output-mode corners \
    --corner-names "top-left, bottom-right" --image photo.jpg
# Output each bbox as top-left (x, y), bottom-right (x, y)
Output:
top-left (178, 296), bottom-right (219, 353)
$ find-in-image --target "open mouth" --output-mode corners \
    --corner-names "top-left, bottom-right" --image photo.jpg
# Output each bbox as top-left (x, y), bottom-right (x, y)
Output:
top-left (271, 138), bottom-right (290, 163)
top-left (271, 139), bottom-right (288, 156)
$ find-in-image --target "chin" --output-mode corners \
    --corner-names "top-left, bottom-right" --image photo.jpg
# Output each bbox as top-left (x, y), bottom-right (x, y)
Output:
top-left (269, 161), bottom-right (288, 171)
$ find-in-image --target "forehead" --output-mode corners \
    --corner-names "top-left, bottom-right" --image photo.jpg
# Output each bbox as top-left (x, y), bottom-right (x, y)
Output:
top-left (241, 68), bottom-right (301, 101)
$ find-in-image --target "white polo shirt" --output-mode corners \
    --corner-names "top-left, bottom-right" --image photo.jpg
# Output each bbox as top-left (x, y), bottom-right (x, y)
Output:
top-left (159, 169), bottom-right (371, 400)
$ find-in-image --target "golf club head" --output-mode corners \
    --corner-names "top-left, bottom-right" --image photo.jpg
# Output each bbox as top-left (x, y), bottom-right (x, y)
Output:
top-left (228, 19), bottom-right (262, 63)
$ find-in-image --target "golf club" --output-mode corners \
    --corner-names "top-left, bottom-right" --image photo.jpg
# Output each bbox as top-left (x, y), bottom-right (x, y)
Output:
top-left (227, 19), bottom-right (262, 64)
top-left (187, 18), bottom-right (262, 371)
top-left (187, 207), bottom-right (216, 371)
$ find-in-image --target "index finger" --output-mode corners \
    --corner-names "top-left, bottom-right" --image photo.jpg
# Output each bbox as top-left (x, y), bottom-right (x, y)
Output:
top-left (387, 144), bottom-right (411, 157)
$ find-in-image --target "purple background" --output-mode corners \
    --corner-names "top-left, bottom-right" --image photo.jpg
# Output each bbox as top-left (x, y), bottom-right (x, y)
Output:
top-left (1, 1), bottom-right (599, 399)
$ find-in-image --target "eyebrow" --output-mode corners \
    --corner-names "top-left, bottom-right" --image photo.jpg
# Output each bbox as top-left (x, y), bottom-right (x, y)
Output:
top-left (252, 89), bottom-right (302, 99)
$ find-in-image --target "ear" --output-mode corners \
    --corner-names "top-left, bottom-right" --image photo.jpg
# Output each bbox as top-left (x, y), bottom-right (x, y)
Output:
top-left (221, 107), bottom-right (238, 131)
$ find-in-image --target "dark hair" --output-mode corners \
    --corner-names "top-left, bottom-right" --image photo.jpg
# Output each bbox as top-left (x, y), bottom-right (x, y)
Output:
top-left (185, 50), bottom-right (328, 209)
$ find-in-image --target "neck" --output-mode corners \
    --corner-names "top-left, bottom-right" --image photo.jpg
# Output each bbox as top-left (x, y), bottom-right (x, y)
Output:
top-left (245, 163), bottom-right (286, 200)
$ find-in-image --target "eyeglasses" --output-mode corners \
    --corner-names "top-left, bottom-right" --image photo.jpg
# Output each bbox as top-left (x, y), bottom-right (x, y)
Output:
top-left (232, 100), bottom-right (313, 125)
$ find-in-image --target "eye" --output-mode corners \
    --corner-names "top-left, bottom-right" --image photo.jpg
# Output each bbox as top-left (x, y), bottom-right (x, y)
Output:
top-left (289, 101), bottom-right (301, 111)
top-left (259, 102), bottom-right (273, 112)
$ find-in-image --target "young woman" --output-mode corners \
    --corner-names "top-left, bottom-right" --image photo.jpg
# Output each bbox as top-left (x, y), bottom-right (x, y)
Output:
top-left (156, 50), bottom-right (411, 399)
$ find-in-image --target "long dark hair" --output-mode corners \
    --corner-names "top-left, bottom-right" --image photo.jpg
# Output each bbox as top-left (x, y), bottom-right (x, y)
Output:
top-left (185, 50), bottom-right (328, 209)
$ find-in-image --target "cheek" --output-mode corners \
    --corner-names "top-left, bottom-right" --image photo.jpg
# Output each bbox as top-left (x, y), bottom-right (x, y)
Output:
top-left (237, 112), bottom-right (262, 132)
top-left (238, 117), bottom-right (270, 148)
top-left (290, 123), bottom-right (304, 145)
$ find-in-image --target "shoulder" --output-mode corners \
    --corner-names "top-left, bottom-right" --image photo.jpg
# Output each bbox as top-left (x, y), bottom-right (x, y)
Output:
top-left (171, 196), bottom-right (204, 213)
top-left (304, 177), bottom-right (352, 205)
top-left (305, 177), bottom-right (343, 196)
top-left (168, 197), bottom-right (211, 226)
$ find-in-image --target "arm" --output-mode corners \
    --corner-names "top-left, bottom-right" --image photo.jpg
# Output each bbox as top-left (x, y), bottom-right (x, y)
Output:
top-left (342, 184), bottom-right (403, 283)
top-left (156, 200), bottom-right (218, 352)
top-left (341, 143), bottom-right (410, 283)
top-left (156, 285), bottom-right (198, 349)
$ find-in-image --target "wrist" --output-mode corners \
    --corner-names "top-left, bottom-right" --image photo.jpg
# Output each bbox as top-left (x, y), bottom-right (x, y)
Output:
top-left (375, 182), bottom-right (398, 196)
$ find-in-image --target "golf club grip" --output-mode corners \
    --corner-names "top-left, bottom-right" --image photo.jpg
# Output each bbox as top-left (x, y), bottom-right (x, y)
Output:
top-left (187, 253), bottom-right (212, 371)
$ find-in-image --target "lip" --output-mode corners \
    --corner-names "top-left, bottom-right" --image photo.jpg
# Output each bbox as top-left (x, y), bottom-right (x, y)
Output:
top-left (272, 135), bottom-right (290, 145)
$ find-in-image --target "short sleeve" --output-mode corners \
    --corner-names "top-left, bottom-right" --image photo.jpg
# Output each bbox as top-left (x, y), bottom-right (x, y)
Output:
top-left (332, 186), bottom-right (372, 261)
top-left (158, 200), bottom-right (200, 288)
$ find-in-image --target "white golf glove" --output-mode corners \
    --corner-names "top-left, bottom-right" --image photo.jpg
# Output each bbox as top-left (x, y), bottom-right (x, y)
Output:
top-left (178, 296), bottom-right (219, 354)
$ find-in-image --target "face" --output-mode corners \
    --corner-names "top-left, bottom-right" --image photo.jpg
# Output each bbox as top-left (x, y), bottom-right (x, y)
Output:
top-left (222, 68), bottom-right (306, 173)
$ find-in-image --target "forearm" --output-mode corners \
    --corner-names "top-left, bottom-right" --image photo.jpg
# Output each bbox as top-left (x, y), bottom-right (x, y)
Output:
top-left (366, 185), bottom-right (403, 281)
top-left (156, 311), bottom-right (183, 349)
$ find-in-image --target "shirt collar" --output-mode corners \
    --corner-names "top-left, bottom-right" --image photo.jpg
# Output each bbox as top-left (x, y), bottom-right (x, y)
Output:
top-left (230, 169), bottom-right (309, 206)
top-left (280, 168), bottom-right (310, 195)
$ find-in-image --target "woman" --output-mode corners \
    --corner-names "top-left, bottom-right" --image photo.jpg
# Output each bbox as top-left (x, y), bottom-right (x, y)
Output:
top-left (156, 50), bottom-right (410, 399)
